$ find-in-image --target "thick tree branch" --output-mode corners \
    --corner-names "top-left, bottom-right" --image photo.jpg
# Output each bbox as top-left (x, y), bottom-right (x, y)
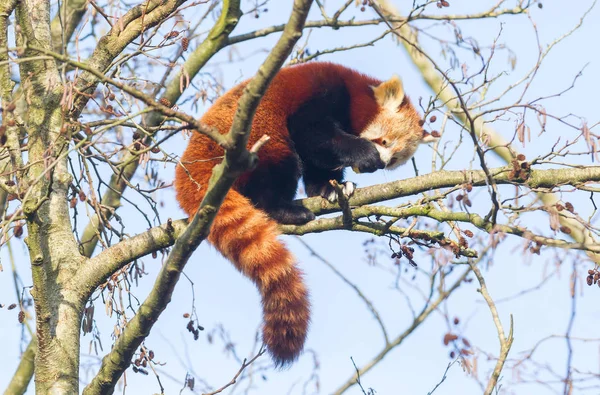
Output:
top-left (15, 0), bottom-right (86, 392)
top-left (77, 166), bottom-right (599, 288)
top-left (49, 0), bottom-right (88, 53)
top-left (3, 337), bottom-right (37, 395)
top-left (298, 166), bottom-right (600, 216)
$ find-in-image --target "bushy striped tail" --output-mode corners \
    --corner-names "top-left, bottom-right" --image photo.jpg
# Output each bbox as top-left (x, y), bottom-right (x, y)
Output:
top-left (208, 190), bottom-right (310, 366)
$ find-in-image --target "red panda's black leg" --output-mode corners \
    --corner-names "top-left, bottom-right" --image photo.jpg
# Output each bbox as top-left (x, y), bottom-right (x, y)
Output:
top-left (240, 153), bottom-right (316, 225)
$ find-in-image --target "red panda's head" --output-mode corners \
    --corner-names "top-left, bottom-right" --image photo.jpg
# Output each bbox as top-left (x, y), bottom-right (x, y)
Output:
top-left (360, 76), bottom-right (437, 170)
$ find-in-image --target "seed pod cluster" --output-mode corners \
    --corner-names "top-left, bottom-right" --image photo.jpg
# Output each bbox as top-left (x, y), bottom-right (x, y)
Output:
top-left (437, 0), bottom-right (450, 8)
top-left (529, 241), bottom-right (543, 255)
top-left (391, 245), bottom-right (418, 267)
top-left (132, 347), bottom-right (155, 374)
top-left (442, 326), bottom-right (473, 360)
top-left (186, 318), bottom-right (204, 341)
top-left (586, 268), bottom-right (600, 288)
top-left (165, 31), bottom-right (180, 39)
top-left (159, 97), bottom-right (172, 108)
top-left (508, 154), bottom-right (530, 181)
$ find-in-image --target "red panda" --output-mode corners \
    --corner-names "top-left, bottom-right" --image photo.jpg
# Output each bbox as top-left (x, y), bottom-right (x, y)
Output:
top-left (174, 62), bottom-right (434, 366)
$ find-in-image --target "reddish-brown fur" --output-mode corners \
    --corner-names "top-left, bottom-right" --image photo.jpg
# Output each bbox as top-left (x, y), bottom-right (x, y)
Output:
top-left (175, 63), bottom-right (392, 365)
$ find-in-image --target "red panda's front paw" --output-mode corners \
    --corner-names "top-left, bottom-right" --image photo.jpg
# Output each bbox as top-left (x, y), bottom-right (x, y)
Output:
top-left (322, 181), bottom-right (356, 203)
top-left (351, 143), bottom-right (386, 173)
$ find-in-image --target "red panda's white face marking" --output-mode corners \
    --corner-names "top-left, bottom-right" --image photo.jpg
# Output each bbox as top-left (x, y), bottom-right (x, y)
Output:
top-left (361, 76), bottom-right (437, 170)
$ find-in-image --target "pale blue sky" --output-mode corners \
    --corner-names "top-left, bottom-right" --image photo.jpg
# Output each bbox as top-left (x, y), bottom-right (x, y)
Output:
top-left (1, 1), bottom-right (599, 394)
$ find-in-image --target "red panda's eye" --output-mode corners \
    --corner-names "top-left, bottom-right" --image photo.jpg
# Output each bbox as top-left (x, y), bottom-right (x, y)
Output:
top-left (382, 139), bottom-right (388, 147)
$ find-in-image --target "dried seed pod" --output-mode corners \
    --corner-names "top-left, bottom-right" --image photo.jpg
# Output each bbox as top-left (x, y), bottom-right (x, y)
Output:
top-left (149, 350), bottom-right (154, 360)
top-left (152, 251), bottom-right (158, 259)
top-left (453, 317), bottom-right (460, 325)
top-left (441, 0), bottom-right (450, 6)
top-left (560, 226), bottom-right (572, 235)
top-left (443, 333), bottom-right (458, 345)
top-left (418, 119), bottom-right (425, 126)
top-left (8, 303), bottom-right (17, 310)
top-left (431, 130), bottom-right (441, 138)
top-left (132, 132), bottom-right (141, 141)
top-left (556, 204), bottom-right (564, 212)
top-left (587, 275), bottom-right (593, 286)
top-left (430, 115), bottom-right (437, 123)
top-left (13, 223), bottom-right (23, 238)
top-left (151, 146), bottom-right (161, 154)
top-left (463, 230), bottom-right (474, 238)
top-left (183, 313), bottom-right (190, 318)
top-left (565, 202), bottom-right (574, 213)
top-left (5, 103), bottom-right (16, 112)
top-left (18, 310), bottom-right (25, 323)
top-left (5, 180), bottom-right (15, 186)
top-left (517, 154), bottom-right (526, 161)
top-left (78, 190), bottom-right (86, 202)
top-left (159, 98), bottom-right (172, 107)
top-left (182, 37), bottom-right (189, 51)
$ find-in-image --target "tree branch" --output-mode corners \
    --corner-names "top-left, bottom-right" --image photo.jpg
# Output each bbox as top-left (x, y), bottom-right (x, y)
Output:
top-left (77, 165), bottom-right (599, 292)
top-left (297, 166), bottom-right (600, 216)
top-left (3, 337), bottom-right (37, 395)
top-left (468, 260), bottom-right (514, 395)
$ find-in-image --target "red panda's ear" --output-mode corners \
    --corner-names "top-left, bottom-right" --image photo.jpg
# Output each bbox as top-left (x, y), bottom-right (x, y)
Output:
top-left (372, 75), bottom-right (405, 110)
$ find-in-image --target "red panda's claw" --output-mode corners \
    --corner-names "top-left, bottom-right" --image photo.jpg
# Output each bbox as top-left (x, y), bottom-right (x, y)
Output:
top-left (342, 181), bottom-right (356, 198)
top-left (324, 181), bottom-right (356, 203)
